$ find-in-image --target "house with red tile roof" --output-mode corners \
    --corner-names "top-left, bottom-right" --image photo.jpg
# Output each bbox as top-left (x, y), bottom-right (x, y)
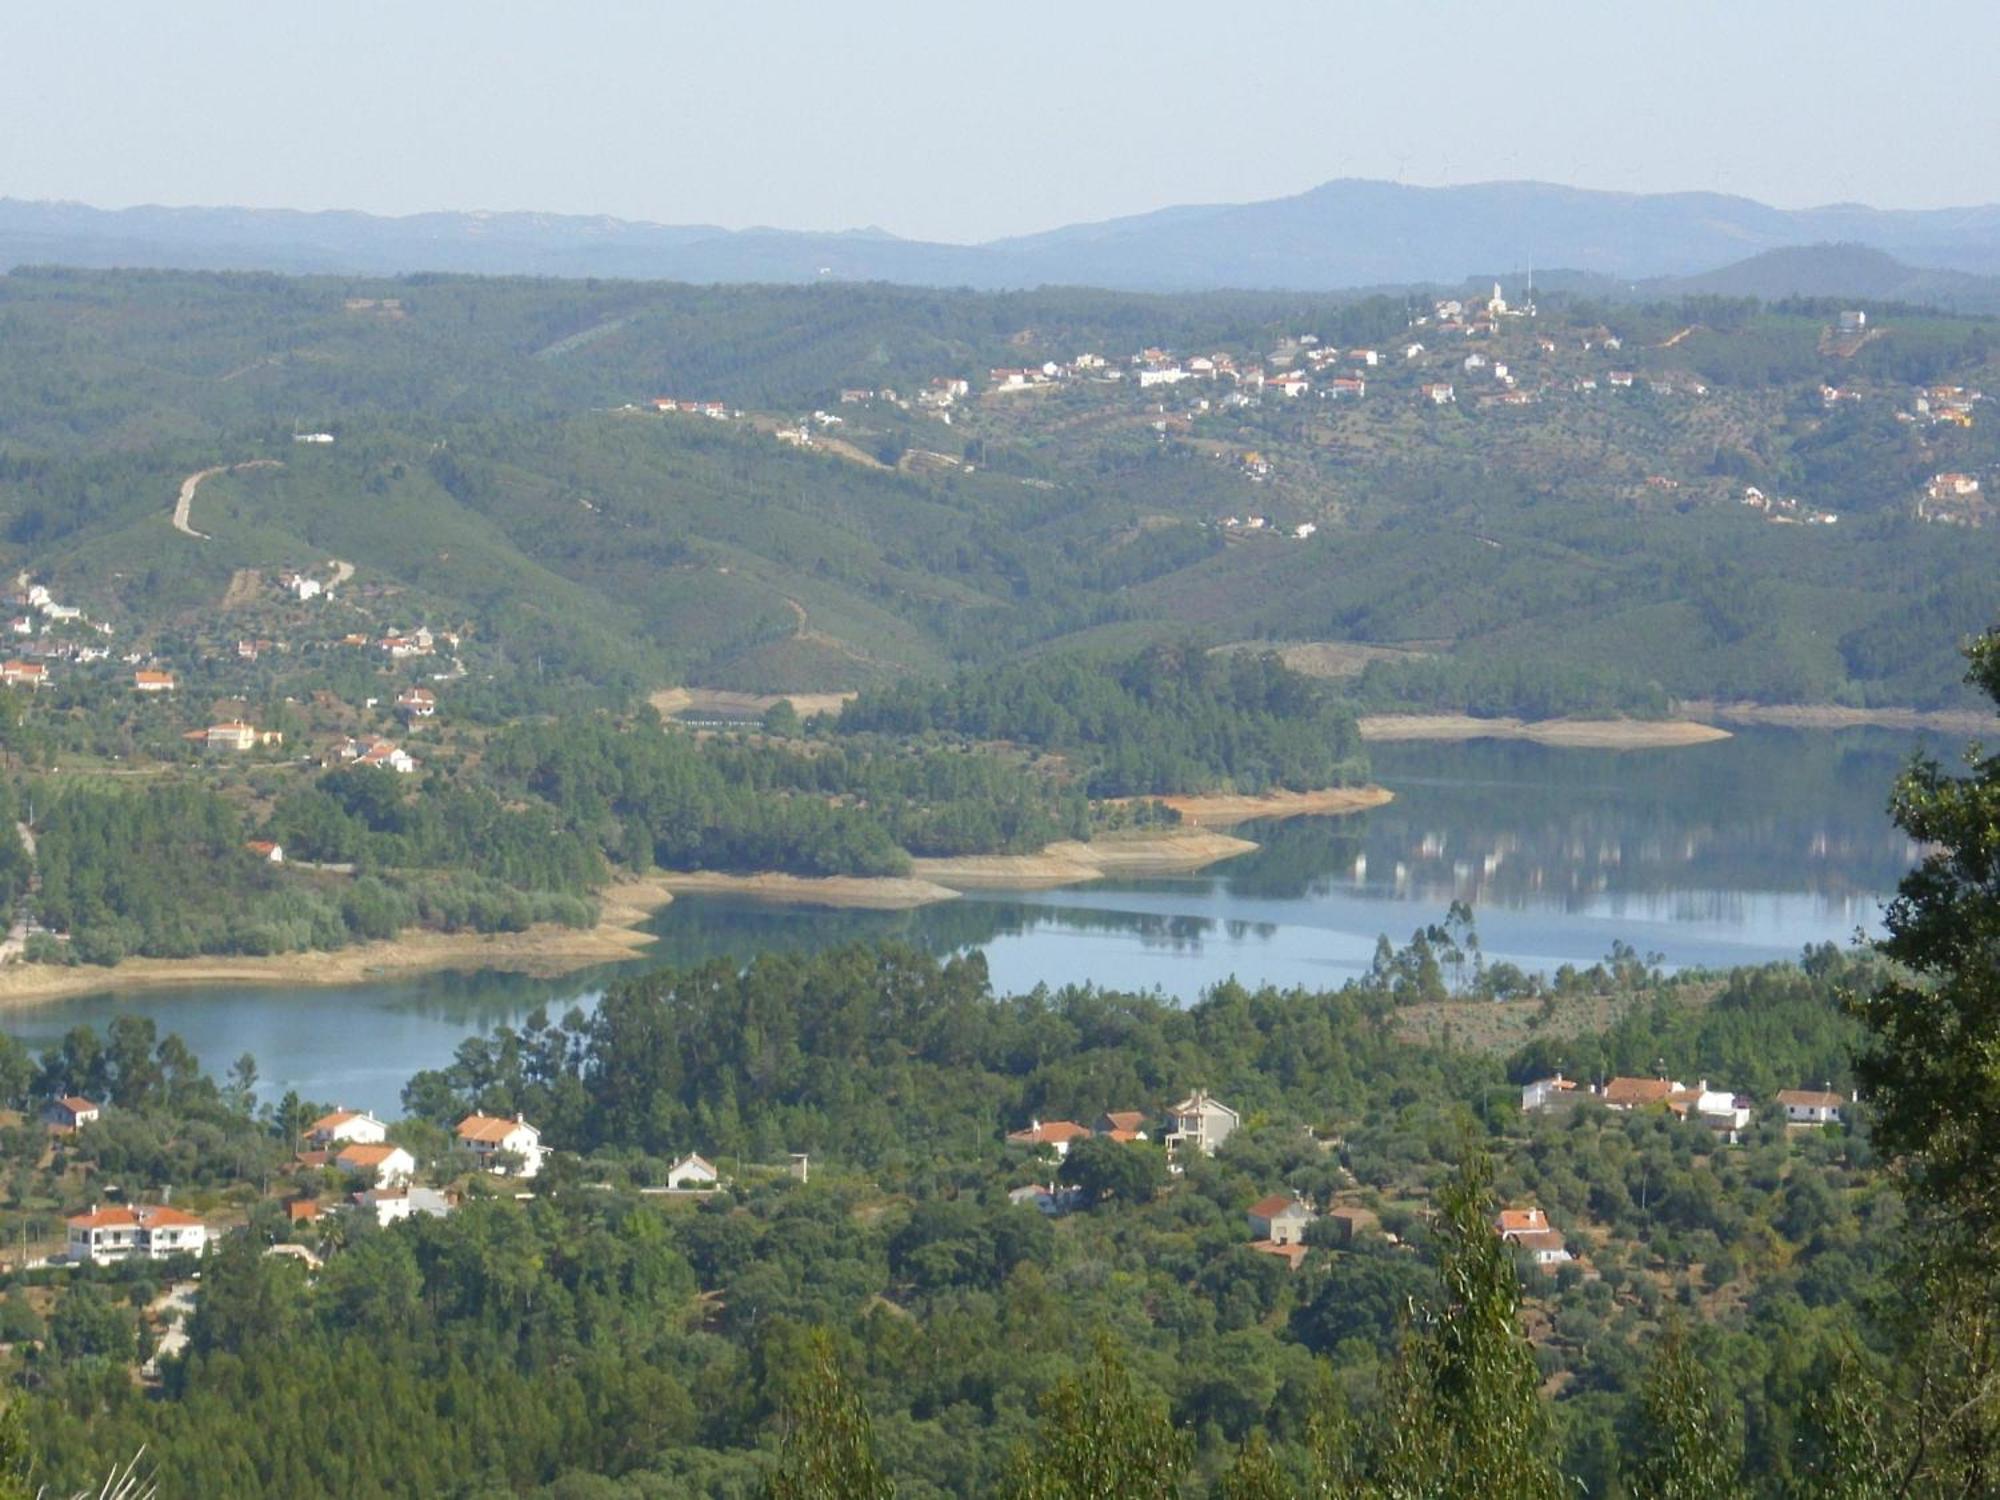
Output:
top-left (65, 1204), bottom-right (209, 1265)
top-left (456, 1113), bottom-right (546, 1177)
top-left (1094, 1111), bottom-right (1148, 1143)
top-left (1494, 1206), bottom-right (1572, 1267)
top-left (1248, 1192), bottom-right (1315, 1247)
top-left (336, 1141), bottom-right (416, 1188)
top-left (1601, 1076), bottom-right (1680, 1111)
top-left (44, 1096), bottom-right (100, 1132)
top-left (1006, 1119), bottom-right (1092, 1159)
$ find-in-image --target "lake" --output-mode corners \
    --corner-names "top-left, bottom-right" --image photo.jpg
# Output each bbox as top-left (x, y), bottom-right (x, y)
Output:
top-left (0, 727), bottom-right (1942, 1114)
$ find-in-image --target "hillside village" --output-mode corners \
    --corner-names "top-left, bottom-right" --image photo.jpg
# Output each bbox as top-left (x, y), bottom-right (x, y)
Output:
top-left (641, 285), bottom-right (1996, 537)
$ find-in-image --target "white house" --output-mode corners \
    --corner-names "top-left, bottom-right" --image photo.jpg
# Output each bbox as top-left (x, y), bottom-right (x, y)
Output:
top-left (336, 1142), bottom-right (417, 1187)
top-left (1670, 1082), bottom-right (1754, 1140)
top-left (283, 573), bottom-right (324, 601)
top-left (1778, 1088), bottom-right (1846, 1126)
top-left (1164, 1091), bottom-right (1239, 1158)
top-left (1247, 1193), bottom-right (1315, 1246)
top-left (306, 1108), bottom-right (388, 1149)
top-left (66, 1205), bottom-right (209, 1265)
top-left (44, 1096), bottom-right (100, 1131)
top-left (666, 1153), bottom-right (720, 1191)
top-left (353, 1185), bottom-right (453, 1228)
top-left (1495, 1207), bottom-right (1572, 1268)
top-left (1520, 1075), bottom-right (1578, 1114)
top-left (456, 1113), bottom-right (547, 1177)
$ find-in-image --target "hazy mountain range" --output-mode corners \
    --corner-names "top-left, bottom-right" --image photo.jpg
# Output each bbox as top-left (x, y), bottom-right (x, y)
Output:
top-left (10, 179), bottom-right (2000, 300)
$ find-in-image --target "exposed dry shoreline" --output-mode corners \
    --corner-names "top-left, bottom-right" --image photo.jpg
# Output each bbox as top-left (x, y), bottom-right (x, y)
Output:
top-left (0, 785), bottom-right (1399, 998)
top-left (651, 870), bottom-right (962, 909)
top-left (912, 829), bottom-right (1260, 891)
top-left (1357, 714), bottom-right (1732, 749)
top-left (1154, 785), bottom-right (1396, 826)
top-left (0, 878), bottom-right (679, 1010)
top-left (1678, 700), bottom-right (2000, 736)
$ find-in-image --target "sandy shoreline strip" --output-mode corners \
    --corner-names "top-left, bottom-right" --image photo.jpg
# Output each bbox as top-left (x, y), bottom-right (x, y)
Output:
top-left (0, 786), bottom-right (1397, 1000)
top-left (1156, 785), bottom-right (1396, 826)
top-left (0, 877), bottom-right (681, 1010)
top-left (913, 829), bottom-right (1260, 890)
top-left (1358, 714), bottom-right (1731, 749)
top-left (652, 870), bottom-right (962, 909)
top-left (1678, 700), bottom-right (1999, 736)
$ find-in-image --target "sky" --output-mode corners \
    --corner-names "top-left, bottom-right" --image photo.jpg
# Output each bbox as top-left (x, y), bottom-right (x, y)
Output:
top-left (5, 1), bottom-right (1998, 244)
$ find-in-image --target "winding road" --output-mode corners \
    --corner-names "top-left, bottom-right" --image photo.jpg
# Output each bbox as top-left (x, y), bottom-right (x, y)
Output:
top-left (172, 460), bottom-right (283, 539)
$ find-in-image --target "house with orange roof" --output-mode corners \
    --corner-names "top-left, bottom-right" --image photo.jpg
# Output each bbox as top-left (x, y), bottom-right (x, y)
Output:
top-left (133, 669), bottom-right (175, 693)
top-left (1006, 1118), bottom-right (1092, 1159)
top-left (336, 1141), bottom-right (416, 1188)
top-left (1, 661), bottom-right (48, 688)
top-left (1600, 1076), bottom-right (1680, 1112)
top-left (1094, 1110), bottom-right (1149, 1143)
top-left (1494, 1206), bottom-right (1572, 1268)
top-left (43, 1096), bottom-right (100, 1132)
top-left (65, 1204), bottom-right (209, 1265)
top-left (456, 1113), bottom-right (546, 1177)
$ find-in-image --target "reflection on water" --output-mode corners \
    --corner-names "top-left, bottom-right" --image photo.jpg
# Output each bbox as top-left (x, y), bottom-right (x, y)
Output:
top-left (0, 727), bottom-right (1938, 1113)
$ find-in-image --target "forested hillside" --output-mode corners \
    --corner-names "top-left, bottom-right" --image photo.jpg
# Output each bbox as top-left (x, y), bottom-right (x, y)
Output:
top-left (0, 266), bottom-right (1995, 712)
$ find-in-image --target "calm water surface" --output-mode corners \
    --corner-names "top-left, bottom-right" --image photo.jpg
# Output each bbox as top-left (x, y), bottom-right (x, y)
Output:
top-left (0, 728), bottom-right (1941, 1112)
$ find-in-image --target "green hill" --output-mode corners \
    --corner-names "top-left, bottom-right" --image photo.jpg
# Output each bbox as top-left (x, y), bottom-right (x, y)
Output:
top-left (0, 266), bottom-right (1995, 710)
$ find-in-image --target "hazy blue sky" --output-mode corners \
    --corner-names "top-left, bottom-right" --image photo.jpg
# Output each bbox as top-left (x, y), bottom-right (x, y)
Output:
top-left (5, 1), bottom-right (1996, 242)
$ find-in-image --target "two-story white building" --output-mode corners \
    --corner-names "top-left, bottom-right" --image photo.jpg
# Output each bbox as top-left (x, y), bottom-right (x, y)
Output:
top-left (66, 1204), bottom-right (209, 1265)
top-left (336, 1142), bottom-right (417, 1187)
top-left (456, 1113), bottom-right (547, 1177)
top-left (1164, 1091), bottom-right (1239, 1159)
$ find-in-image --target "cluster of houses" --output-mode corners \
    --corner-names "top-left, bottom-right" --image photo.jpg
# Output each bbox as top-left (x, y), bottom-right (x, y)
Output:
top-left (1920, 471), bottom-right (1989, 527)
top-left (1907, 384), bottom-right (1981, 429)
top-left (1007, 1091), bottom-right (1239, 1162)
top-left (1741, 486), bottom-right (1840, 527)
top-left (288, 1108), bottom-right (546, 1231)
top-left (652, 397), bottom-right (734, 421)
top-left (1214, 511), bottom-right (1316, 541)
top-left (1521, 1072), bottom-right (1850, 1139)
top-left (1007, 1091), bottom-right (1241, 1211)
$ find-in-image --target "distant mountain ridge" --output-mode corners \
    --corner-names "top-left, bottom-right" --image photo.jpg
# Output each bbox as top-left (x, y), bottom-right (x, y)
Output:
top-left (10, 179), bottom-right (2000, 293)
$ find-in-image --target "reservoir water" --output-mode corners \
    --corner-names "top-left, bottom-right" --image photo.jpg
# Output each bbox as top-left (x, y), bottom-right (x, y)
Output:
top-left (0, 728), bottom-right (1944, 1113)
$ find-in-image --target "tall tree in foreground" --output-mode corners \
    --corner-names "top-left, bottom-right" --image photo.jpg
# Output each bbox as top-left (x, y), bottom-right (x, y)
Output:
top-left (1386, 1146), bottom-right (1560, 1500)
top-left (1623, 1319), bottom-right (1737, 1499)
top-left (1008, 1337), bottom-right (1191, 1500)
top-left (1850, 627), bottom-right (2000, 1492)
top-left (761, 1329), bottom-right (895, 1500)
